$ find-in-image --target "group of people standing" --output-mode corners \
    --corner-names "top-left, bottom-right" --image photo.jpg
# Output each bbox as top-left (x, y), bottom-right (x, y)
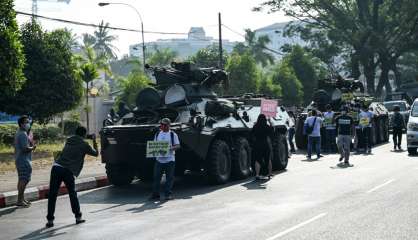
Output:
top-left (303, 104), bottom-right (376, 165)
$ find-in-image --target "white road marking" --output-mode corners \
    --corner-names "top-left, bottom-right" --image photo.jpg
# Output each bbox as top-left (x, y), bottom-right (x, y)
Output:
top-left (265, 213), bottom-right (328, 240)
top-left (366, 179), bottom-right (396, 193)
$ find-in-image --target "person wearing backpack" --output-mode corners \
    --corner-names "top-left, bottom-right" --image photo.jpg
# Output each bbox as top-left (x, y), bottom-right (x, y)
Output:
top-left (150, 118), bottom-right (180, 201)
top-left (304, 109), bottom-right (323, 160)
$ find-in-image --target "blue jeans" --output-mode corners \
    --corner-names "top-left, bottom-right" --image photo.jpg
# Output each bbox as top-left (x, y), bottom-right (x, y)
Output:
top-left (288, 127), bottom-right (296, 151)
top-left (307, 136), bottom-right (321, 158)
top-left (152, 161), bottom-right (175, 197)
top-left (324, 129), bottom-right (336, 152)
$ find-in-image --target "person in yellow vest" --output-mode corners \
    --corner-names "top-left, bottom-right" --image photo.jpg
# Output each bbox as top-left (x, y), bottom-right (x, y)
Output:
top-left (359, 105), bottom-right (374, 153)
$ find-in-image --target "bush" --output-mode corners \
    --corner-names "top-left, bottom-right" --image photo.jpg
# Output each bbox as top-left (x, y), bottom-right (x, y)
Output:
top-left (58, 120), bottom-right (81, 136)
top-left (0, 123), bottom-right (62, 145)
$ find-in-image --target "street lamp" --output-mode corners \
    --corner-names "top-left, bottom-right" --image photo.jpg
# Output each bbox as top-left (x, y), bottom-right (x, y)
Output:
top-left (98, 2), bottom-right (146, 72)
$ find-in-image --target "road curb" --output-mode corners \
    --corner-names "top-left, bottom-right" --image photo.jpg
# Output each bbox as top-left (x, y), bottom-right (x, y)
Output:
top-left (0, 175), bottom-right (109, 208)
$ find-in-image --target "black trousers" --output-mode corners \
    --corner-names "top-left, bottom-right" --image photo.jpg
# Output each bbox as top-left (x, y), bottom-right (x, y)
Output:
top-left (393, 128), bottom-right (403, 147)
top-left (46, 165), bottom-right (81, 221)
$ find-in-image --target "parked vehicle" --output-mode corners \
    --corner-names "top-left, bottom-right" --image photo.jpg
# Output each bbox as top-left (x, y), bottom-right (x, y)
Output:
top-left (407, 98), bottom-right (418, 155)
top-left (100, 62), bottom-right (290, 186)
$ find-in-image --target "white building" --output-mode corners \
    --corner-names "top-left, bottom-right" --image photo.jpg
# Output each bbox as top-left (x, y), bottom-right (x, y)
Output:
top-left (254, 21), bottom-right (306, 59)
top-left (130, 27), bottom-right (237, 60)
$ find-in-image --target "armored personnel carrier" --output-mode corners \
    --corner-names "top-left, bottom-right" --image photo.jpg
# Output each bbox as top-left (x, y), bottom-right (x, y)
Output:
top-left (100, 62), bottom-right (290, 186)
top-left (295, 77), bottom-right (389, 150)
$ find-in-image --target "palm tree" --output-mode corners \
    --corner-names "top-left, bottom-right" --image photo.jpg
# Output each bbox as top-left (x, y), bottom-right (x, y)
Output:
top-left (233, 29), bottom-right (275, 67)
top-left (82, 33), bottom-right (96, 48)
top-left (78, 62), bottom-right (99, 133)
top-left (93, 20), bottom-right (119, 59)
top-left (147, 46), bottom-right (178, 67)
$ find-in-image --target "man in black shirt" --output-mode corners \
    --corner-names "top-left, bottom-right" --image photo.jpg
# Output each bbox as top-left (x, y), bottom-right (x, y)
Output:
top-left (335, 107), bottom-right (355, 165)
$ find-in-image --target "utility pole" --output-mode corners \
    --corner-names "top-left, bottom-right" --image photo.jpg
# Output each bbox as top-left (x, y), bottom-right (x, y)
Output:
top-left (218, 12), bottom-right (223, 69)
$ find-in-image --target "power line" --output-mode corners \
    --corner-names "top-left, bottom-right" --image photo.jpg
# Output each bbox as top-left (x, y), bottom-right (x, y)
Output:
top-left (16, 11), bottom-right (189, 35)
top-left (221, 23), bottom-right (283, 55)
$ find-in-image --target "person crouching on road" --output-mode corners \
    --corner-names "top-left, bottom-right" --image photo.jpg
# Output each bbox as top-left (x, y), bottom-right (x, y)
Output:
top-left (392, 105), bottom-right (406, 151)
top-left (323, 104), bottom-right (336, 153)
top-left (335, 107), bottom-right (355, 166)
top-left (14, 115), bottom-right (36, 208)
top-left (359, 105), bottom-right (374, 153)
top-left (46, 126), bottom-right (99, 228)
top-left (304, 109), bottom-right (323, 160)
top-left (251, 114), bottom-right (274, 180)
top-left (150, 118), bottom-right (180, 201)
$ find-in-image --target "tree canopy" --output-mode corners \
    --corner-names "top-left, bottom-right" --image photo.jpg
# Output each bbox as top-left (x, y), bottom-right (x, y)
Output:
top-left (225, 53), bottom-right (260, 96)
top-left (233, 29), bottom-right (275, 67)
top-left (0, 0), bottom-right (26, 100)
top-left (2, 22), bottom-right (83, 123)
top-left (189, 44), bottom-right (228, 68)
top-left (147, 46), bottom-right (178, 67)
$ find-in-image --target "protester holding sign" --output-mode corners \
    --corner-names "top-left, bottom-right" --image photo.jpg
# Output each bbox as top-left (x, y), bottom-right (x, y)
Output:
top-left (251, 114), bottom-right (274, 180)
top-left (150, 118), bottom-right (180, 201)
top-left (359, 105), bottom-right (374, 153)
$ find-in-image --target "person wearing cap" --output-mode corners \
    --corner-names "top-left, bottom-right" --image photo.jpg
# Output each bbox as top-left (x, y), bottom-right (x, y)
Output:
top-left (150, 118), bottom-right (180, 201)
top-left (359, 105), bottom-right (374, 153)
top-left (323, 104), bottom-right (336, 153)
top-left (392, 105), bottom-right (406, 151)
top-left (335, 107), bottom-right (355, 166)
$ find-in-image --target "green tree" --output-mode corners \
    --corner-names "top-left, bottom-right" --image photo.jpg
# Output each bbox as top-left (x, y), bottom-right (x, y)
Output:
top-left (271, 61), bottom-right (303, 106)
top-left (258, 74), bottom-right (282, 99)
top-left (233, 29), bottom-right (274, 67)
top-left (225, 53), bottom-right (259, 95)
top-left (189, 44), bottom-right (228, 68)
top-left (4, 22), bottom-right (83, 123)
top-left (117, 71), bottom-right (150, 107)
top-left (93, 20), bottom-right (118, 59)
top-left (147, 46), bottom-right (178, 67)
top-left (283, 45), bottom-right (326, 104)
top-left (0, 0), bottom-right (26, 101)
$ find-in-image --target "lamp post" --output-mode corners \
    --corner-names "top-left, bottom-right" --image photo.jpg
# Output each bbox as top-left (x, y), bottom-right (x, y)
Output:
top-left (98, 2), bottom-right (146, 72)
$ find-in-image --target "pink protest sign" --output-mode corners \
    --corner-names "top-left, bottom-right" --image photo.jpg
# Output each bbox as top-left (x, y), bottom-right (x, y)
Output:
top-left (261, 99), bottom-right (278, 117)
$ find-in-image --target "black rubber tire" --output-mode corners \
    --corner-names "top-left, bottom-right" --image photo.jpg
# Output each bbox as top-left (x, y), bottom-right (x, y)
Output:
top-left (379, 118), bottom-right (385, 143)
top-left (137, 160), bottom-right (154, 182)
top-left (295, 116), bottom-right (307, 150)
top-left (371, 120), bottom-right (377, 145)
top-left (408, 148), bottom-right (417, 155)
top-left (206, 140), bottom-right (232, 184)
top-left (231, 137), bottom-right (252, 179)
top-left (106, 164), bottom-right (134, 186)
top-left (384, 117), bottom-right (390, 142)
top-left (272, 134), bottom-right (288, 171)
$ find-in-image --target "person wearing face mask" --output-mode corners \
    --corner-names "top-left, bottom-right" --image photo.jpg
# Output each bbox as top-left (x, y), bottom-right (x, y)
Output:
top-left (150, 118), bottom-right (180, 201)
top-left (335, 107), bottom-right (355, 166)
top-left (14, 115), bottom-right (36, 207)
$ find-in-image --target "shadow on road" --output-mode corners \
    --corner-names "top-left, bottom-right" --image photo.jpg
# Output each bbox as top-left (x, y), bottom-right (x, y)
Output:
top-left (16, 224), bottom-right (75, 240)
top-left (0, 206), bottom-right (17, 217)
top-left (79, 170), bottom-right (289, 213)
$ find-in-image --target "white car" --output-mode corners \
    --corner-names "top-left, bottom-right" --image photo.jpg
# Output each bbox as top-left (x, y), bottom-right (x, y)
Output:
top-left (407, 99), bottom-right (418, 154)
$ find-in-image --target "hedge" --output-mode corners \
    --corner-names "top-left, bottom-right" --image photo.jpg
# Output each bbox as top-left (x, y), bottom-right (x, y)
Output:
top-left (0, 123), bottom-right (62, 145)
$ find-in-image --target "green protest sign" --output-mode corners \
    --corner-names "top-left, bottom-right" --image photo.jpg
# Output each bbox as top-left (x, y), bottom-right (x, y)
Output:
top-left (146, 141), bottom-right (170, 158)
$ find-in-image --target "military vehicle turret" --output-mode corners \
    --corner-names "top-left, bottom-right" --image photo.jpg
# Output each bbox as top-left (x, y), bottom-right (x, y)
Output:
top-left (295, 77), bottom-right (389, 150)
top-left (100, 62), bottom-right (291, 186)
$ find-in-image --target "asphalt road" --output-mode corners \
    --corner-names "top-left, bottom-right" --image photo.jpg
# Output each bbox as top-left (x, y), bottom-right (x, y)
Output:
top-left (1, 138), bottom-right (418, 240)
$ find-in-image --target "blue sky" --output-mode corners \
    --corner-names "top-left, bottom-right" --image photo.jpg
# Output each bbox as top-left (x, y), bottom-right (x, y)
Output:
top-left (14, 0), bottom-right (290, 57)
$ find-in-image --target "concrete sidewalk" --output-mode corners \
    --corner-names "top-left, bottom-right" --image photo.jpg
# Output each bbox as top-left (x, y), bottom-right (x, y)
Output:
top-left (0, 160), bottom-right (109, 208)
top-left (0, 160), bottom-right (106, 193)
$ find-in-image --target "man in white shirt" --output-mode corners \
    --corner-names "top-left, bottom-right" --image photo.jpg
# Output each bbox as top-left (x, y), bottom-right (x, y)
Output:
top-left (150, 118), bottom-right (180, 201)
top-left (304, 109), bottom-right (323, 160)
top-left (323, 104), bottom-right (336, 153)
top-left (359, 105), bottom-right (374, 153)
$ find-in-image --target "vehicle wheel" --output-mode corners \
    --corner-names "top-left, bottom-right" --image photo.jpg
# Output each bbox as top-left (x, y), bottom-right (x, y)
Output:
top-left (408, 148), bottom-right (417, 155)
top-left (272, 134), bottom-right (288, 171)
top-left (106, 164), bottom-right (134, 186)
top-left (384, 118), bottom-right (390, 141)
top-left (137, 159), bottom-right (154, 182)
top-left (206, 139), bottom-right (232, 184)
top-left (231, 137), bottom-right (252, 179)
top-left (295, 117), bottom-right (307, 150)
top-left (371, 120), bottom-right (377, 145)
top-left (379, 118), bottom-right (386, 143)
